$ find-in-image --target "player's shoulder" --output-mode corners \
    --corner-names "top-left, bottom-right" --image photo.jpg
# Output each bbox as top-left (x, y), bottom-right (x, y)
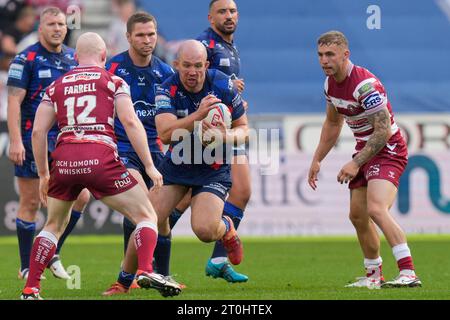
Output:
top-left (151, 55), bottom-right (175, 78)
top-left (61, 44), bottom-right (75, 56)
top-left (106, 51), bottom-right (128, 73)
top-left (209, 69), bottom-right (233, 91)
top-left (196, 27), bottom-right (212, 41)
top-left (12, 42), bottom-right (41, 64)
top-left (108, 51), bottom-right (128, 64)
top-left (197, 27), bottom-right (218, 48)
top-left (350, 65), bottom-right (384, 100)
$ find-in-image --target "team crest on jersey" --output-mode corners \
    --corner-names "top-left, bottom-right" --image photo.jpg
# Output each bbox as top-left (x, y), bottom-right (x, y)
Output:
top-left (62, 72), bottom-right (101, 83)
top-left (54, 59), bottom-right (63, 69)
top-left (138, 75), bottom-right (146, 86)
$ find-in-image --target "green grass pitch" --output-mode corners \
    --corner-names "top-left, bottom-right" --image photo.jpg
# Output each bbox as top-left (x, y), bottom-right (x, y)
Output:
top-left (0, 235), bottom-right (449, 300)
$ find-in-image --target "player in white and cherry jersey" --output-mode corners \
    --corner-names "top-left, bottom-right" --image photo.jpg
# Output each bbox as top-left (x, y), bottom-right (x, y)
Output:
top-left (308, 31), bottom-right (421, 289)
top-left (20, 32), bottom-right (181, 300)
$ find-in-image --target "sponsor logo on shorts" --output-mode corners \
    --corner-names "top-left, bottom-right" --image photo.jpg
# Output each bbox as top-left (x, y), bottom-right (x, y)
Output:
top-left (114, 175), bottom-right (132, 189)
top-left (366, 164), bottom-right (381, 179)
top-left (204, 182), bottom-right (228, 196)
top-left (388, 171), bottom-right (396, 179)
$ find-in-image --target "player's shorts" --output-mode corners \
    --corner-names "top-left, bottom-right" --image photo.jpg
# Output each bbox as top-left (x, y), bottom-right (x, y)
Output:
top-left (119, 151), bottom-right (164, 189)
top-left (14, 136), bottom-right (56, 178)
top-left (48, 142), bottom-right (138, 201)
top-left (232, 143), bottom-right (247, 156)
top-left (349, 144), bottom-right (408, 190)
top-left (158, 156), bottom-right (232, 202)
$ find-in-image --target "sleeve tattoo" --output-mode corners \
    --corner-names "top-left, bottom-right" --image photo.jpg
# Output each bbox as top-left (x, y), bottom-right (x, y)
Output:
top-left (353, 108), bottom-right (391, 167)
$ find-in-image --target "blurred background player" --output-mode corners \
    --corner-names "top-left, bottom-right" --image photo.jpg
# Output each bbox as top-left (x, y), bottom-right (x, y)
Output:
top-left (150, 40), bottom-right (247, 276)
top-left (21, 32), bottom-right (181, 300)
top-left (308, 31), bottom-right (421, 289)
top-left (102, 11), bottom-right (182, 296)
top-left (6, 6), bottom-right (90, 281)
top-left (166, 0), bottom-right (250, 284)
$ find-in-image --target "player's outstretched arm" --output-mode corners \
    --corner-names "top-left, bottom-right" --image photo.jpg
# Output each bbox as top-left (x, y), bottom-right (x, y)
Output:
top-left (352, 107), bottom-right (392, 167)
top-left (308, 104), bottom-right (344, 190)
top-left (32, 102), bottom-right (56, 206)
top-left (7, 86), bottom-right (27, 166)
top-left (116, 95), bottom-right (162, 187)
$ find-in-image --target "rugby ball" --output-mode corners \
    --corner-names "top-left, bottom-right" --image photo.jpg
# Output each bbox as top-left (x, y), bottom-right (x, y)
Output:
top-left (197, 103), bottom-right (232, 148)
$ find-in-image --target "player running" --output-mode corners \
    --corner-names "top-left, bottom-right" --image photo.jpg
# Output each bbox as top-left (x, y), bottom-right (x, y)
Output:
top-left (20, 32), bottom-right (181, 300)
top-left (308, 31), bottom-right (421, 289)
top-left (166, 0), bottom-right (250, 284)
top-left (149, 39), bottom-right (248, 273)
top-left (101, 12), bottom-right (183, 296)
top-left (7, 7), bottom-right (90, 281)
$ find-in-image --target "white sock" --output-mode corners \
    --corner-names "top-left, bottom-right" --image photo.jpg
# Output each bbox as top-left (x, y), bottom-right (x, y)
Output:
top-left (37, 231), bottom-right (58, 247)
top-left (364, 256), bottom-right (383, 269)
top-left (392, 243), bottom-right (411, 261)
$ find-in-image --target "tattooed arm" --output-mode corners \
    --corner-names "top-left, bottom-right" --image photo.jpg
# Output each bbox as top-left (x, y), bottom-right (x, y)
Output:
top-left (7, 86), bottom-right (27, 165)
top-left (337, 107), bottom-right (392, 185)
top-left (353, 107), bottom-right (392, 166)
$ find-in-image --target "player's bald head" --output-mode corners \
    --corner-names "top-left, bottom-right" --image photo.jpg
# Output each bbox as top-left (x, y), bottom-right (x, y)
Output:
top-left (75, 32), bottom-right (107, 64)
top-left (177, 40), bottom-right (207, 62)
top-left (174, 40), bottom-right (210, 93)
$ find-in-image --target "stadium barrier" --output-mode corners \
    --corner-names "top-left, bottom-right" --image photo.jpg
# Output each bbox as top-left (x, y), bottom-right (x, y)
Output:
top-left (0, 113), bottom-right (449, 236)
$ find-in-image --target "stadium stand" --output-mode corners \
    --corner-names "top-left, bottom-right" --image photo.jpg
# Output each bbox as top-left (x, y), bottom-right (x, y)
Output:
top-left (140, 0), bottom-right (450, 114)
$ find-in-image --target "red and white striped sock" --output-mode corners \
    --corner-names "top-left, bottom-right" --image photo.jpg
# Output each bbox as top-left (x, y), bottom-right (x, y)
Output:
top-left (25, 231), bottom-right (58, 289)
top-left (134, 221), bottom-right (158, 274)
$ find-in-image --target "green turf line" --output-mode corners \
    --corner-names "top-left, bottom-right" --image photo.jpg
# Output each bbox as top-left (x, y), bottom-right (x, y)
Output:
top-left (1, 234), bottom-right (450, 245)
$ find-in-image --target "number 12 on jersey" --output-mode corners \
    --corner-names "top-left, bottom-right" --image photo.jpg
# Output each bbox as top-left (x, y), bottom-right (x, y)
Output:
top-left (64, 95), bottom-right (97, 125)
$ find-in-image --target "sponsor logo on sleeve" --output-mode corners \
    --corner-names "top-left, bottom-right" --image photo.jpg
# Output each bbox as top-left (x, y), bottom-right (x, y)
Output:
top-left (176, 109), bottom-right (189, 117)
top-left (358, 82), bottom-right (375, 96)
top-left (362, 92), bottom-right (383, 110)
top-left (155, 95), bottom-right (172, 110)
top-left (8, 63), bottom-right (24, 79)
